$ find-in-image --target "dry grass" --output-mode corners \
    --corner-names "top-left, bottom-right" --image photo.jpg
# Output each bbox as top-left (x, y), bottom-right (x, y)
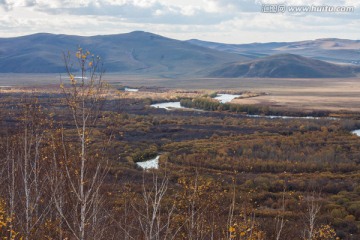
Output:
top-left (111, 76), bottom-right (360, 112)
top-left (2, 74), bottom-right (360, 112)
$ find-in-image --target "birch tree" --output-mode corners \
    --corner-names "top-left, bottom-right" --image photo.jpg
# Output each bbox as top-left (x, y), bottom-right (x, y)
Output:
top-left (0, 98), bottom-right (51, 239)
top-left (54, 48), bottom-right (109, 240)
top-left (303, 193), bottom-right (321, 240)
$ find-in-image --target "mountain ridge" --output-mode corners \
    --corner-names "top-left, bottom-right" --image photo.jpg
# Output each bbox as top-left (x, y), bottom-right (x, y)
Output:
top-left (0, 31), bottom-right (250, 74)
top-left (187, 38), bottom-right (360, 64)
top-left (208, 53), bottom-right (359, 78)
top-left (1, 32), bottom-right (359, 78)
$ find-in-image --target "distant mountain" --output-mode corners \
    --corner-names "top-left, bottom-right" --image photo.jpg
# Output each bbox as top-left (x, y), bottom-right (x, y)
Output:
top-left (187, 38), bottom-right (360, 65)
top-left (0, 31), bottom-right (251, 74)
top-left (1, 32), bottom-right (359, 78)
top-left (208, 54), bottom-right (360, 78)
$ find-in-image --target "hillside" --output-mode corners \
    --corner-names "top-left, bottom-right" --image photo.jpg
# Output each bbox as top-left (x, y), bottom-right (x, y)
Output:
top-left (208, 54), bottom-right (359, 78)
top-left (0, 31), bottom-right (250, 75)
top-left (187, 38), bottom-right (360, 64)
top-left (1, 32), bottom-right (359, 78)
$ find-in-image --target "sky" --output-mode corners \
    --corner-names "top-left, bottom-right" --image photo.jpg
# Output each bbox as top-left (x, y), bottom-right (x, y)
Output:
top-left (0, 0), bottom-right (359, 43)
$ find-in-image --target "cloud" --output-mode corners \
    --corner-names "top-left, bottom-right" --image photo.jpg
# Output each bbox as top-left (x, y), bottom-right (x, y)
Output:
top-left (0, 0), bottom-right (38, 10)
top-left (16, 0), bottom-right (236, 25)
top-left (0, 0), bottom-right (359, 43)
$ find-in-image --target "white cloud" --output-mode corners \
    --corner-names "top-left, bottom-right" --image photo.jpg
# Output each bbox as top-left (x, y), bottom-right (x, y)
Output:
top-left (0, 0), bottom-right (358, 43)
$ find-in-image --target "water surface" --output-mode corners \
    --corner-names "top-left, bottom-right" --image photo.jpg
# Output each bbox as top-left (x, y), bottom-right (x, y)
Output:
top-left (247, 114), bottom-right (339, 120)
top-left (125, 87), bottom-right (139, 92)
top-left (352, 130), bottom-right (360, 136)
top-left (150, 102), bottom-right (184, 110)
top-left (136, 156), bottom-right (159, 170)
top-left (214, 94), bottom-right (241, 103)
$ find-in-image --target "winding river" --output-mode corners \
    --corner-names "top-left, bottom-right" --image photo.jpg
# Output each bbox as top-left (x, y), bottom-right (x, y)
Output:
top-left (150, 94), bottom-right (240, 110)
top-left (150, 99), bottom-right (338, 121)
top-left (147, 97), bottom-right (357, 171)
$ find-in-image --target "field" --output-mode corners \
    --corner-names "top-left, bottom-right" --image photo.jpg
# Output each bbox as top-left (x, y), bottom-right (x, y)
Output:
top-left (2, 74), bottom-right (360, 112)
top-left (113, 76), bottom-right (360, 112)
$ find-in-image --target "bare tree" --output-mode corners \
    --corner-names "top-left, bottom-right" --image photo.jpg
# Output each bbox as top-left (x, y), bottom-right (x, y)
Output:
top-left (132, 171), bottom-right (176, 240)
top-left (226, 177), bottom-right (236, 240)
top-left (0, 98), bottom-right (51, 239)
top-left (21, 100), bottom-right (46, 239)
top-left (1, 133), bottom-right (18, 239)
top-left (53, 48), bottom-right (109, 240)
top-left (303, 192), bottom-right (321, 240)
top-left (178, 170), bottom-right (216, 240)
top-left (275, 188), bottom-right (286, 240)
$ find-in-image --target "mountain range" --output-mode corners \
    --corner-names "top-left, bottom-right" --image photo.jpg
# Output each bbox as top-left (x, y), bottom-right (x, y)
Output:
top-left (0, 31), bottom-right (359, 78)
top-left (0, 31), bottom-right (248, 76)
top-left (209, 54), bottom-right (359, 78)
top-left (187, 38), bottom-right (360, 65)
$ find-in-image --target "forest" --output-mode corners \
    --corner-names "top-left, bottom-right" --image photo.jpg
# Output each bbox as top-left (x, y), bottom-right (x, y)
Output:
top-left (0, 49), bottom-right (359, 240)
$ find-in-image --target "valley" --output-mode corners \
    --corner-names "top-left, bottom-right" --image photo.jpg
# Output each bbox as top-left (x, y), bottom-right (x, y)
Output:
top-left (1, 83), bottom-right (360, 239)
top-left (0, 32), bottom-right (360, 239)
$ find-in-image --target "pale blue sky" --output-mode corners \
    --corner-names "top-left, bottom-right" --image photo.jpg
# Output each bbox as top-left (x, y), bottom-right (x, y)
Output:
top-left (0, 0), bottom-right (359, 43)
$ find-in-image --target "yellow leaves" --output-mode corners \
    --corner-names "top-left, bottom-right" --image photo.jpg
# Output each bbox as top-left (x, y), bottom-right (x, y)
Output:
top-left (69, 74), bottom-right (76, 85)
top-left (313, 224), bottom-right (337, 240)
top-left (227, 218), bottom-right (265, 240)
top-left (88, 61), bottom-right (93, 67)
top-left (85, 136), bottom-right (92, 144)
top-left (76, 48), bottom-right (90, 60)
top-left (0, 199), bottom-right (19, 239)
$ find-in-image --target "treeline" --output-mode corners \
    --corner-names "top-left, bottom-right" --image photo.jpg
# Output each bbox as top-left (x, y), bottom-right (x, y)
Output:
top-left (180, 97), bottom-right (332, 117)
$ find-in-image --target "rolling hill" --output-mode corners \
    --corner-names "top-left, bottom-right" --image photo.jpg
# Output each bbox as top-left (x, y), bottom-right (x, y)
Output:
top-left (1, 32), bottom-right (359, 78)
top-left (208, 54), bottom-right (360, 78)
top-left (187, 38), bottom-right (360, 65)
top-left (0, 31), bottom-right (250, 75)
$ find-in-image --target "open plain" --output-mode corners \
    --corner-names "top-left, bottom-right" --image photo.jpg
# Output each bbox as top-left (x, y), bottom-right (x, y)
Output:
top-left (2, 74), bottom-right (360, 112)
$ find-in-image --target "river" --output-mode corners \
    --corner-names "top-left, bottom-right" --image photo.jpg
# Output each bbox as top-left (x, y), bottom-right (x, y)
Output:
top-left (136, 156), bottom-right (160, 170)
top-left (352, 130), bottom-right (360, 136)
top-left (125, 87), bottom-right (139, 92)
top-left (150, 94), bottom-right (240, 110)
top-left (150, 101), bottom-right (338, 120)
top-left (150, 102), bottom-right (184, 110)
top-left (214, 94), bottom-right (241, 103)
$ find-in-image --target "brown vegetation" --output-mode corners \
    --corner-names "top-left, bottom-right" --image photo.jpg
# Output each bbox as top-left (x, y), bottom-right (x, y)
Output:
top-left (0, 51), bottom-right (360, 239)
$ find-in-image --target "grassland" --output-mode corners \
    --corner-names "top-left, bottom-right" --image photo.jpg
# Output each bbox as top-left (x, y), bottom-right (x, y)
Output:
top-left (2, 74), bottom-right (360, 112)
